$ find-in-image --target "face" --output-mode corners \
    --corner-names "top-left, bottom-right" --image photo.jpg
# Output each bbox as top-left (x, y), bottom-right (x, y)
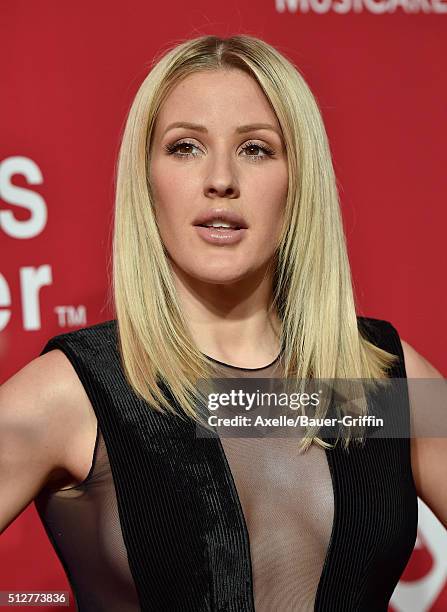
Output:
top-left (149, 68), bottom-right (288, 286)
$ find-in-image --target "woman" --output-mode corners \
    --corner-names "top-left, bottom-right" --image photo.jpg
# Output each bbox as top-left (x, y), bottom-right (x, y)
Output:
top-left (0, 34), bottom-right (445, 612)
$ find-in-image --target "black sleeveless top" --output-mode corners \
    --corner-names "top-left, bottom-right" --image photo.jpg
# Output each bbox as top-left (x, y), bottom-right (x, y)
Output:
top-left (34, 316), bottom-right (418, 611)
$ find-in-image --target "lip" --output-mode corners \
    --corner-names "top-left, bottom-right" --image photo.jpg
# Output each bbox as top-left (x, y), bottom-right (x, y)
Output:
top-left (192, 207), bottom-right (248, 230)
top-left (194, 226), bottom-right (247, 246)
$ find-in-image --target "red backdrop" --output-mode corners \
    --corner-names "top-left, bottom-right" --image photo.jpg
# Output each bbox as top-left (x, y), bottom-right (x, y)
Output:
top-left (1, 1), bottom-right (446, 610)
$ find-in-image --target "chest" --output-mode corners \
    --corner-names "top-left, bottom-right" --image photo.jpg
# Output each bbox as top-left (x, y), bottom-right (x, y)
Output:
top-left (100, 402), bottom-right (418, 611)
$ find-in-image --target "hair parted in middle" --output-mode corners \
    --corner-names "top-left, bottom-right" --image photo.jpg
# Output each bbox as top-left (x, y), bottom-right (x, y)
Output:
top-left (111, 33), bottom-right (398, 452)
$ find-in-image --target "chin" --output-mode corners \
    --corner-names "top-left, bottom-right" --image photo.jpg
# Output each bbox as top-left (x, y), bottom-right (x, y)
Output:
top-left (171, 260), bottom-right (250, 285)
top-left (189, 269), bottom-right (250, 285)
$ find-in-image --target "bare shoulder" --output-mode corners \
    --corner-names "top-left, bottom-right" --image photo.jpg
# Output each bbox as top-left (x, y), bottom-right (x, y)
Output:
top-left (401, 339), bottom-right (443, 378)
top-left (400, 338), bottom-right (447, 528)
top-left (0, 349), bottom-right (97, 491)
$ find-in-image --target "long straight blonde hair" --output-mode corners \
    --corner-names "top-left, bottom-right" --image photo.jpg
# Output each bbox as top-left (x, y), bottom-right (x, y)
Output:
top-left (111, 34), bottom-right (398, 452)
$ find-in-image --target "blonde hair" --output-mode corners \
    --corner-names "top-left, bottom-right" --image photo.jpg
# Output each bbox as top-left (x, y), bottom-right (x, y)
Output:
top-left (111, 34), bottom-right (398, 452)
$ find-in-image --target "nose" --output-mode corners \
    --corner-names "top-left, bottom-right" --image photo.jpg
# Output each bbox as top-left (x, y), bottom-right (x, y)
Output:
top-left (204, 151), bottom-right (240, 199)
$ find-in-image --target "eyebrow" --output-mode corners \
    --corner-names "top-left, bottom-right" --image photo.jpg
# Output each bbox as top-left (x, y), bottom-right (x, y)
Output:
top-left (163, 121), bottom-right (282, 137)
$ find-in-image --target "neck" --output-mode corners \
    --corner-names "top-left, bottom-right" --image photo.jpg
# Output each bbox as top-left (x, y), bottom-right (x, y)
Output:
top-left (170, 259), bottom-right (282, 369)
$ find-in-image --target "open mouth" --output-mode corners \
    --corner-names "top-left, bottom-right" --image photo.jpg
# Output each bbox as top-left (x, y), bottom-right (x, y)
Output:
top-left (193, 223), bottom-right (248, 245)
top-left (196, 224), bottom-right (242, 230)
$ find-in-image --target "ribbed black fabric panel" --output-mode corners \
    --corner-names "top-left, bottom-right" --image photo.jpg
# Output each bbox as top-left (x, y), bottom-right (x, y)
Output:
top-left (314, 318), bottom-right (418, 611)
top-left (39, 316), bottom-right (418, 611)
top-left (40, 321), bottom-right (255, 612)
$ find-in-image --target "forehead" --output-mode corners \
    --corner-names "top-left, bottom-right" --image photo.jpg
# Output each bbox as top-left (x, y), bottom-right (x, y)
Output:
top-left (155, 69), bottom-right (280, 129)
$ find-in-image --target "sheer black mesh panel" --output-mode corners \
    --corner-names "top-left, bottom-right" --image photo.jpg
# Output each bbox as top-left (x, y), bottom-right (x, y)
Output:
top-left (34, 426), bottom-right (140, 611)
top-left (210, 354), bottom-right (334, 611)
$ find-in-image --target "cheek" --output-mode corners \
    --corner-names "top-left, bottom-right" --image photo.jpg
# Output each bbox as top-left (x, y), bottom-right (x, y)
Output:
top-left (149, 166), bottom-right (197, 257)
top-left (150, 163), bottom-right (196, 222)
top-left (254, 172), bottom-right (288, 229)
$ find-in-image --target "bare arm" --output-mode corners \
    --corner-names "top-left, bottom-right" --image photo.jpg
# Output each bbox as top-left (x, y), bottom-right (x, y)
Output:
top-left (401, 339), bottom-right (447, 529)
top-left (0, 350), bottom-right (94, 534)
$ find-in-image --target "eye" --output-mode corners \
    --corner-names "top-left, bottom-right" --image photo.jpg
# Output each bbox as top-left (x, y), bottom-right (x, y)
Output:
top-left (164, 140), bottom-right (201, 158)
top-left (163, 139), bottom-right (276, 161)
top-left (240, 141), bottom-right (276, 161)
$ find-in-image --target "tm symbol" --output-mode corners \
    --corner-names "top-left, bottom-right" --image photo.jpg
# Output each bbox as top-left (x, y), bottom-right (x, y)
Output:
top-left (54, 305), bottom-right (87, 328)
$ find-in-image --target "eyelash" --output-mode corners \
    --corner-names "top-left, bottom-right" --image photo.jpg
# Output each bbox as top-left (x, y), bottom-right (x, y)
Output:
top-left (163, 139), bottom-right (276, 161)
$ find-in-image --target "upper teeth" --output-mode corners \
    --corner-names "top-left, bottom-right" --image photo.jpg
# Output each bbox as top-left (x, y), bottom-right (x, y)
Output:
top-left (205, 220), bottom-right (237, 228)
